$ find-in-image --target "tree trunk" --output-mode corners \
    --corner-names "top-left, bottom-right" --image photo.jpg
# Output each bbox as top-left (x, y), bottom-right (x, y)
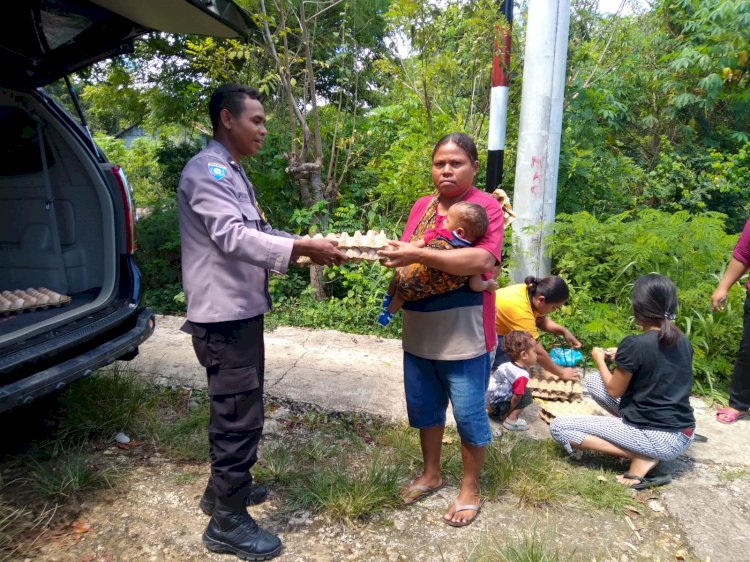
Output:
top-left (309, 264), bottom-right (325, 300)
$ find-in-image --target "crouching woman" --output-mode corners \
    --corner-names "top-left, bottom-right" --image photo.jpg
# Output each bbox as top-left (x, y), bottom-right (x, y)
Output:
top-left (549, 274), bottom-right (695, 489)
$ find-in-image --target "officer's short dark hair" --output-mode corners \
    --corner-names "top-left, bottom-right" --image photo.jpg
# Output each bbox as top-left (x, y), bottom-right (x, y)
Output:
top-left (209, 84), bottom-right (261, 132)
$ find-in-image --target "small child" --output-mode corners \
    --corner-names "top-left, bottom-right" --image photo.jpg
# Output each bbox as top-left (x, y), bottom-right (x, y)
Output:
top-left (378, 201), bottom-right (497, 326)
top-left (485, 330), bottom-right (538, 431)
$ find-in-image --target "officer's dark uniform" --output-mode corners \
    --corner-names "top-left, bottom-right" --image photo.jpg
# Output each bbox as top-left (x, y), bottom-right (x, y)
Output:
top-left (178, 139), bottom-right (296, 508)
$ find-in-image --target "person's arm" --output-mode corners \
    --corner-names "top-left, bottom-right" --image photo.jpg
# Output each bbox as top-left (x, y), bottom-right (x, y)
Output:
top-left (712, 258), bottom-right (749, 310)
top-left (508, 376), bottom-right (527, 409)
top-left (469, 275), bottom-right (498, 292)
top-left (536, 316), bottom-right (582, 348)
top-left (591, 347), bottom-right (632, 398)
top-left (379, 242), bottom-right (495, 276)
top-left (536, 341), bottom-right (579, 381)
top-left (291, 238), bottom-right (348, 266)
top-left (508, 393), bottom-right (522, 410)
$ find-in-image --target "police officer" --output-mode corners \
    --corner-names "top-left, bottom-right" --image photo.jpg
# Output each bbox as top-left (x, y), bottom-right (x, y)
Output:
top-left (178, 84), bottom-right (347, 560)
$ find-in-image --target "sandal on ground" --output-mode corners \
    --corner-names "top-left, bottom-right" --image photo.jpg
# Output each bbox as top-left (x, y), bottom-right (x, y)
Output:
top-left (401, 479), bottom-right (443, 505)
top-left (716, 407), bottom-right (749, 425)
top-left (618, 472), bottom-right (672, 490)
top-left (443, 498), bottom-right (482, 528)
top-left (502, 418), bottom-right (529, 431)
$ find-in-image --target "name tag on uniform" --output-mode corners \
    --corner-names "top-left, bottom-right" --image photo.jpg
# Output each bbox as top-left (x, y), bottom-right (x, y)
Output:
top-left (207, 162), bottom-right (227, 180)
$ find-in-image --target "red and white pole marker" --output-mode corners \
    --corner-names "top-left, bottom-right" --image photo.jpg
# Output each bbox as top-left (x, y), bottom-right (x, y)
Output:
top-left (486, 0), bottom-right (513, 192)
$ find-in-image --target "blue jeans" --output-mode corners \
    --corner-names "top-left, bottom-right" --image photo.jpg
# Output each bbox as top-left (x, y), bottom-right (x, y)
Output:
top-left (491, 335), bottom-right (509, 370)
top-left (403, 351), bottom-right (492, 447)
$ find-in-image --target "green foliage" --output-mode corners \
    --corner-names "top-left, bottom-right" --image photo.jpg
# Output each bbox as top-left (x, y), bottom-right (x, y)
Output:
top-left (270, 261), bottom-right (400, 336)
top-left (94, 134), bottom-right (167, 208)
top-left (638, 142), bottom-right (750, 232)
top-left (26, 447), bottom-right (117, 501)
top-left (135, 205), bottom-right (185, 314)
top-left (286, 456), bottom-right (402, 523)
top-left (484, 436), bottom-right (633, 512)
top-left (548, 210), bottom-right (741, 397)
top-left (80, 62), bottom-right (147, 135)
top-left (156, 137), bottom-right (204, 194)
top-left (56, 369), bottom-right (154, 441)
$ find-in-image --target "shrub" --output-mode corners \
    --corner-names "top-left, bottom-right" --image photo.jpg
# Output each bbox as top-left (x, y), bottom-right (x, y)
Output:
top-left (548, 209), bottom-right (741, 399)
top-left (135, 203), bottom-right (185, 314)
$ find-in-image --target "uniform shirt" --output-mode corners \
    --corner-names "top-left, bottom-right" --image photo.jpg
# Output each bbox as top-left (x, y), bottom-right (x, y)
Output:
top-left (732, 217), bottom-right (750, 291)
top-left (495, 283), bottom-right (543, 338)
top-left (615, 330), bottom-right (696, 431)
top-left (400, 187), bottom-right (503, 359)
top-left (178, 140), bottom-right (296, 323)
top-left (486, 361), bottom-right (530, 404)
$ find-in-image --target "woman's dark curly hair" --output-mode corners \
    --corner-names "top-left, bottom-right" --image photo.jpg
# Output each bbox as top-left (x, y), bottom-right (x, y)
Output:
top-left (501, 330), bottom-right (537, 361)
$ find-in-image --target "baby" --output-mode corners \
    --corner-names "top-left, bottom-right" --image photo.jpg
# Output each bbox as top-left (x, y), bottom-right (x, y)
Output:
top-left (378, 201), bottom-right (497, 326)
top-left (486, 330), bottom-right (538, 431)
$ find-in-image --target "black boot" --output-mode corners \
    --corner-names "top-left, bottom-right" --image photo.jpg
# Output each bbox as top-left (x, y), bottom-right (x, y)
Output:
top-left (200, 482), bottom-right (269, 516)
top-left (203, 509), bottom-right (282, 560)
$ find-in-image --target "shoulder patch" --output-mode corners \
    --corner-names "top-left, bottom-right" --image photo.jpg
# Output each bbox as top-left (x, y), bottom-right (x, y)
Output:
top-left (207, 162), bottom-right (227, 180)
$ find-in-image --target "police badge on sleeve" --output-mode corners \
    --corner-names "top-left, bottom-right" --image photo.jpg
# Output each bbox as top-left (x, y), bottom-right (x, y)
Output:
top-left (207, 162), bottom-right (227, 180)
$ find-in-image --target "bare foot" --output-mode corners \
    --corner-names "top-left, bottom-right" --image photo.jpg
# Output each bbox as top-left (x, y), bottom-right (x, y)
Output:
top-left (443, 486), bottom-right (481, 525)
top-left (400, 473), bottom-right (443, 504)
top-left (616, 457), bottom-right (660, 486)
top-left (717, 407), bottom-right (748, 424)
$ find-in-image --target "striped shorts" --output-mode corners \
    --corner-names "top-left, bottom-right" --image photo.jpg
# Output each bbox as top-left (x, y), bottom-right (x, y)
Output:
top-left (549, 370), bottom-right (693, 461)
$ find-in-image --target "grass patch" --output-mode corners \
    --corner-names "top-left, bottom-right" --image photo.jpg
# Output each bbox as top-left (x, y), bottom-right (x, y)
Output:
top-left (56, 367), bottom-right (155, 441)
top-left (0, 499), bottom-right (53, 562)
top-left (286, 455), bottom-right (402, 523)
top-left (719, 468), bottom-right (749, 483)
top-left (0, 366), bottom-right (636, 557)
top-left (484, 436), bottom-right (633, 511)
top-left (469, 529), bottom-right (572, 562)
top-left (376, 422), bottom-right (422, 468)
top-left (26, 445), bottom-right (118, 501)
top-left (173, 472), bottom-right (201, 486)
top-left (255, 441), bottom-right (303, 485)
top-left (153, 405), bottom-right (209, 461)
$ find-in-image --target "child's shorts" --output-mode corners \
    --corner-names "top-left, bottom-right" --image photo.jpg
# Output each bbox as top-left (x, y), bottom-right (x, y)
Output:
top-left (487, 388), bottom-right (533, 418)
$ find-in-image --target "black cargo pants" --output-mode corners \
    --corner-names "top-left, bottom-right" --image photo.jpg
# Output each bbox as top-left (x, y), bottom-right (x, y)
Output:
top-left (730, 292), bottom-right (750, 412)
top-left (182, 316), bottom-right (265, 509)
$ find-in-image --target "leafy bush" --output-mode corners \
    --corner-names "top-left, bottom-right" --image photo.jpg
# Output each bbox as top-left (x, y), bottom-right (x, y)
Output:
top-left (548, 209), bottom-right (741, 399)
top-left (638, 142), bottom-right (750, 232)
top-left (269, 261), bottom-right (400, 336)
top-left (135, 204), bottom-right (185, 314)
top-left (94, 134), bottom-right (167, 207)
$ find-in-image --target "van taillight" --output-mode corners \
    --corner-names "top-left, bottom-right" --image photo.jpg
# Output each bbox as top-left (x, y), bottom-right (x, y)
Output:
top-left (111, 165), bottom-right (137, 253)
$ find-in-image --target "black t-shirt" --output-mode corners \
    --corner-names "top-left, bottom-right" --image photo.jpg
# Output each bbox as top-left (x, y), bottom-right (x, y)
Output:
top-left (614, 330), bottom-right (695, 431)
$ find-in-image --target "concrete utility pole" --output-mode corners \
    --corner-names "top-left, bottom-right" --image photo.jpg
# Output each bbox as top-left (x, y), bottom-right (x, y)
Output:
top-left (511, 0), bottom-right (570, 282)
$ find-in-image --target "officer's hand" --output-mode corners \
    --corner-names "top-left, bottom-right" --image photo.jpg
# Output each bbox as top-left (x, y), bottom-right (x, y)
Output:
top-left (293, 238), bottom-right (348, 267)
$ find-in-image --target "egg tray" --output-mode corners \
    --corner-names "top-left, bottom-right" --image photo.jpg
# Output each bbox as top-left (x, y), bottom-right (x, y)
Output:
top-left (1, 288), bottom-right (72, 316)
top-left (536, 398), bottom-right (605, 424)
top-left (296, 230), bottom-right (393, 265)
top-left (527, 377), bottom-right (584, 402)
top-left (296, 190), bottom-right (519, 267)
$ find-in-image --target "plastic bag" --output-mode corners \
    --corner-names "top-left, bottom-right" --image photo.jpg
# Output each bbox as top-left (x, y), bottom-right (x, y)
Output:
top-left (549, 347), bottom-right (583, 367)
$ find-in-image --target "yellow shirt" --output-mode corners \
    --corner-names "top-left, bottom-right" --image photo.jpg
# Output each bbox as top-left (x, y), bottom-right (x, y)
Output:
top-left (495, 283), bottom-right (543, 338)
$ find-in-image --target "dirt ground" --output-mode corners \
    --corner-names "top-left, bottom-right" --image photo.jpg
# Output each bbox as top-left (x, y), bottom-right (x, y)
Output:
top-left (7, 319), bottom-right (750, 561)
top-left (21, 406), bottom-right (697, 562)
